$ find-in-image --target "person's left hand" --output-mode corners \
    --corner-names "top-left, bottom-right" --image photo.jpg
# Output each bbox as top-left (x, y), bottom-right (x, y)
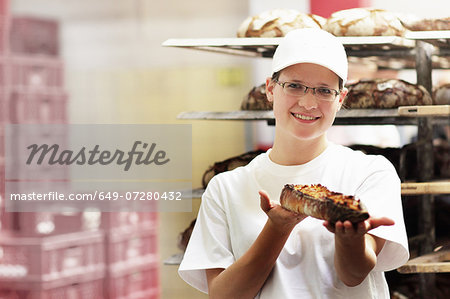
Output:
top-left (323, 217), bottom-right (394, 239)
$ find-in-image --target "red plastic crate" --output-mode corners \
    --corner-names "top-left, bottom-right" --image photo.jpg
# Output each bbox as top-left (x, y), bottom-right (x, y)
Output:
top-left (0, 276), bottom-right (104, 299)
top-left (0, 15), bottom-right (10, 55)
top-left (10, 55), bottom-right (64, 89)
top-left (4, 124), bottom-right (70, 180)
top-left (104, 260), bottom-right (160, 299)
top-left (0, 211), bottom-right (101, 237)
top-left (0, 230), bottom-right (104, 283)
top-left (105, 227), bottom-right (158, 270)
top-left (101, 212), bottom-right (158, 231)
top-left (0, 56), bottom-right (10, 87)
top-left (10, 16), bottom-right (59, 56)
top-left (0, 164), bottom-right (4, 203)
top-left (0, 89), bottom-right (9, 124)
top-left (8, 89), bottom-right (68, 124)
top-left (0, 0), bottom-right (9, 16)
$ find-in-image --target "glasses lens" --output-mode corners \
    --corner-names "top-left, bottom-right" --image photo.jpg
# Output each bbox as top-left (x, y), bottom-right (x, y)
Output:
top-left (284, 82), bottom-right (306, 97)
top-left (279, 81), bottom-right (339, 101)
top-left (315, 87), bottom-right (335, 101)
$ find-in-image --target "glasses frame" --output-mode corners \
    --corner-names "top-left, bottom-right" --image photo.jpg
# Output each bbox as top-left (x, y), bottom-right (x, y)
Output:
top-left (274, 80), bottom-right (341, 102)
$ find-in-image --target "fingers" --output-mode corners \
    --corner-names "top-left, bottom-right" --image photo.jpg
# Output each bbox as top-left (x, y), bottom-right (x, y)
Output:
top-left (334, 220), bottom-right (353, 234)
top-left (323, 220), bottom-right (335, 233)
top-left (330, 216), bottom-right (395, 236)
top-left (331, 220), bottom-right (364, 236)
top-left (368, 217), bottom-right (395, 230)
top-left (259, 190), bottom-right (272, 213)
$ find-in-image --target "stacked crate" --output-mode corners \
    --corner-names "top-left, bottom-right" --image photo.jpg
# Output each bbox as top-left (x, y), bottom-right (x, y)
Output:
top-left (0, 1), bottom-right (161, 297)
top-left (101, 212), bottom-right (160, 299)
top-left (0, 230), bottom-right (105, 298)
top-left (0, 1), bottom-right (106, 297)
top-left (7, 16), bottom-right (67, 125)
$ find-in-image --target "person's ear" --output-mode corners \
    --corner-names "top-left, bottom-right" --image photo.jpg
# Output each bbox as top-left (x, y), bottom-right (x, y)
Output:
top-left (266, 78), bottom-right (275, 103)
top-left (337, 87), bottom-right (348, 111)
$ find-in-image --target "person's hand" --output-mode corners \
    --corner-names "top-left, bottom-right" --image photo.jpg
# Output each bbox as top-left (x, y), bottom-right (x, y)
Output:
top-left (323, 217), bottom-right (395, 240)
top-left (259, 190), bottom-right (306, 233)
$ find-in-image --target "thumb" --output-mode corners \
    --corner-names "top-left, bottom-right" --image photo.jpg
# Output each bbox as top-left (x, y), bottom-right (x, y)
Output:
top-left (259, 190), bottom-right (273, 213)
top-left (368, 217), bottom-right (395, 230)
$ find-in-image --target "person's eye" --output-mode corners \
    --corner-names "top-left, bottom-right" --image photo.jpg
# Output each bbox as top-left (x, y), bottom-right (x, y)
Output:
top-left (317, 87), bottom-right (333, 95)
top-left (286, 83), bottom-right (303, 90)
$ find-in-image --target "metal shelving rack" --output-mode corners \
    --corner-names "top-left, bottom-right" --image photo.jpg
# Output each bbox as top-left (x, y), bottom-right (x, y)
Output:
top-left (163, 32), bottom-right (450, 298)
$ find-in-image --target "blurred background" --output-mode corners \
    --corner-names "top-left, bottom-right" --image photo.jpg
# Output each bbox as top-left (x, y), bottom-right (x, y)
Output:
top-left (0, 0), bottom-right (449, 298)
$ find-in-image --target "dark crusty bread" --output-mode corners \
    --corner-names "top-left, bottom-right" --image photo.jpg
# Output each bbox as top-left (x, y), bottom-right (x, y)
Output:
top-left (280, 184), bottom-right (369, 224)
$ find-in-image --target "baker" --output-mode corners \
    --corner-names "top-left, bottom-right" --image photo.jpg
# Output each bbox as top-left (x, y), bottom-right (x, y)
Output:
top-left (179, 28), bottom-right (409, 299)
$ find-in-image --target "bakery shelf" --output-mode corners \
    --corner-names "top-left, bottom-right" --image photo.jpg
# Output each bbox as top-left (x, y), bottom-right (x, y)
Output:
top-left (164, 252), bottom-right (184, 265)
top-left (177, 106), bottom-right (450, 126)
top-left (177, 110), bottom-right (275, 121)
top-left (180, 188), bottom-right (204, 199)
top-left (163, 36), bottom-right (415, 58)
top-left (401, 181), bottom-right (450, 195)
top-left (166, 30), bottom-right (448, 297)
top-left (163, 35), bottom-right (450, 69)
top-left (180, 181), bottom-right (450, 200)
top-left (397, 249), bottom-right (450, 274)
top-left (162, 37), bottom-right (280, 58)
top-left (398, 105), bottom-right (450, 116)
top-left (404, 30), bottom-right (450, 49)
top-left (164, 249), bottom-right (450, 268)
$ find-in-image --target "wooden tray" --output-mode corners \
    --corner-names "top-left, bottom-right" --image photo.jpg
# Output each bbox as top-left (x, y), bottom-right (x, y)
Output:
top-left (398, 105), bottom-right (450, 116)
top-left (401, 181), bottom-right (450, 195)
top-left (397, 249), bottom-right (450, 273)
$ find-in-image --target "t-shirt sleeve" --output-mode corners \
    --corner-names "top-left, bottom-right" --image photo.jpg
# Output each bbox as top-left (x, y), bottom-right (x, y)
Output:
top-left (178, 176), bottom-right (235, 293)
top-left (356, 156), bottom-right (409, 272)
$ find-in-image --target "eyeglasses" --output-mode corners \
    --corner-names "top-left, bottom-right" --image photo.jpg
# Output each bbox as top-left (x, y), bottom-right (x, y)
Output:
top-left (275, 80), bottom-right (340, 102)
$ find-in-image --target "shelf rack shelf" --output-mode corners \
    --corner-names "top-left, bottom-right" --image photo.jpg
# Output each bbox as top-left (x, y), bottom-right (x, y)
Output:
top-left (397, 250), bottom-right (450, 274)
top-left (186, 180), bottom-right (450, 200)
top-left (178, 105), bottom-right (450, 126)
top-left (163, 32), bottom-right (450, 69)
top-left (401, 181), bottom-right (450, 195)
top-left (165, 32), bottom-right (450, 296)
top-left (162, 36), bottom-right (415, 58)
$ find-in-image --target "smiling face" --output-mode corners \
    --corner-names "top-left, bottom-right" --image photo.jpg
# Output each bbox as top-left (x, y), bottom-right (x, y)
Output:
top-left (266, 63), bottom-right (347, 145)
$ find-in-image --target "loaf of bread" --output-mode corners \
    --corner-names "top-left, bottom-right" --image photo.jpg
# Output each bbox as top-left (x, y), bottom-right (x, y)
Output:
top-left (237, 9), bottom-right (325, 37)
top-left (241, 83), bottom-right (272, 110)
top-left (202, 150), bottom-right (265, 188)
top-left (178, 219), bottom-right (196, 251)
top-left (401, 17), bottom-right (450, 31)
top-left (324, 8), bottom-right (406, 36)
top-left (344, 79), bottom-right (433, 108)
top-left (434, 83), bottom-right (450, 105)
top-left (280, 184), bottom-right (369, 224)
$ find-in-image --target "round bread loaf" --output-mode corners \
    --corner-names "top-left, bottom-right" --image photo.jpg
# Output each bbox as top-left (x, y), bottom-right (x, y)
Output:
top-left (241, 83), bottom-right (272, 110)
top-left (401, 17), bottom-right (450, 31)
top-left (434, 83), bottom-right (450, 105)
top-left (324, 8), bottom-right (406, 36)
top-left (202, 150), bottom-right (265, 188)
top-left (237, 9), bottom-right (325, 38)
top-left (344, 79), bottom-right (433, 108)
top-left (178, 219), bottom-right (196, 251)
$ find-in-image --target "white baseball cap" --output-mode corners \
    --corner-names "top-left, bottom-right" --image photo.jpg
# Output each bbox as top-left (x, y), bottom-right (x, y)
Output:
top-left (272, 28), bottom-right (348, 84)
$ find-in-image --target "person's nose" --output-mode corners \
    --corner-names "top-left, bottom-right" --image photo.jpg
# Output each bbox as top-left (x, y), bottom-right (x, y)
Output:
top-left (297, 90), bottom-right (318, 110)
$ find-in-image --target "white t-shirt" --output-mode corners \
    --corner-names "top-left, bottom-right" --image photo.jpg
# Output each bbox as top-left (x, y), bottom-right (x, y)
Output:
top-left (179, 143), bottom-right (409, 299)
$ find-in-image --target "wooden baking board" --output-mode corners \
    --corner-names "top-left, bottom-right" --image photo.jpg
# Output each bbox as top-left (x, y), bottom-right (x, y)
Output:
top-left (401, 181), bottom-right (450, 195)
top-left (398, 105), bottom-right (450, 116)
top-left (397, 250), bottom-right (450, 273)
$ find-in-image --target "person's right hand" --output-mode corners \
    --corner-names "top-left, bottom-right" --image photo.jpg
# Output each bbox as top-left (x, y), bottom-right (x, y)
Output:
top-left (259, 190), bottom-right (306, 233)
